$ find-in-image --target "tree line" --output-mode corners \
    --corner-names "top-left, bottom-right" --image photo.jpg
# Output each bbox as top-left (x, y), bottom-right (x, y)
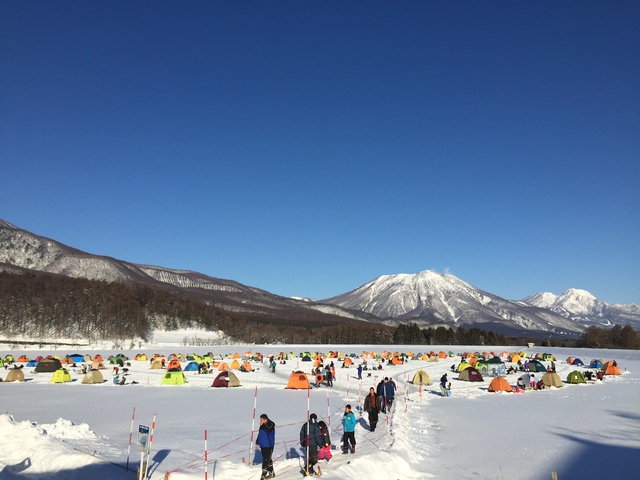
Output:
top-left (0, 271), bottom-right (394, 345)
top-left (1, 271), bottom-right (637, 348)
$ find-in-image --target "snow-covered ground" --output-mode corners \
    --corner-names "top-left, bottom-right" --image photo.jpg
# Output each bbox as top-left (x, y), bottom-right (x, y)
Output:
top-left (0, 335), bottom-right (638, 480)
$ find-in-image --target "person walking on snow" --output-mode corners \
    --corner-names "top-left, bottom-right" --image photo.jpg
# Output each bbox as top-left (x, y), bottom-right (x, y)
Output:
top-left (342, 404), bottom-right (357, 454)
top-left (256, 414), bottom-right (275, 480)
top-left (363, 387), bottom-right (379, 432)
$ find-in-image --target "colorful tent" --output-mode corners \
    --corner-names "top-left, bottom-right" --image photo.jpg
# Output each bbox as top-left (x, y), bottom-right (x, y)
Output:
top-left (161, 371), bottom-right (187, 385)
top-left (5, 368), bottom-right (25, 382)
top-left (35, 358), bottom-right (62, 373)
top-left (603, 361), bottom-right (621, 375)
top-left (212, 371), bottom-right (240, 387)
top-left (286, 371), bottom-right (310, 389)
top-left (411, 369), bottom-right (432, 385)
top-left (81, 370), bottom-right (104, 384)
top-left (527, 359), bottom-right (547, 373)
top-left (488, 377), bottom-right (512, 392)
top-left (184, 361), bottom-right (199, 371)
top-left (540, 372), bottom-right (563, 388)
top-left (51, 368), bottom-right (72, 383)
top-left (458, 367), bottom-right (484, 382)
top-left (566, 370), bottom-right (586, 384)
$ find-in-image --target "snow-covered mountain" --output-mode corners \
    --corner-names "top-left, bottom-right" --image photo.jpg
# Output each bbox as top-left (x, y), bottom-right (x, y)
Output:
top-left (0, 219), bottom-right (376, 325)
top-left (522, 288), bottom-right (640, 329)
top-left (322, 270), bottom-right (584, 336)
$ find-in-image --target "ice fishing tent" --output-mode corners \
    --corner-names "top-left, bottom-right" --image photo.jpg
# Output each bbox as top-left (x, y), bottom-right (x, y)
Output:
top-left (218, 362), bottom-right (229, 371)
top-left (35, 358), bottom-right (62, 373)
top-left (566, 370), bottom-right (586, 384)
top-left (5, 368), bottom-right (25, 382)
top-left (286, 371), bottom-right (311, 389)
top-left (166, 360), bottom-right (182, 371)
top-left (518, 373), bottom-right (531, 387)
top-left (240, 361), bottom-right (253, 372)
top-left (51, 368), bottom-right (72, 383)
top-left (161, 371), bottom-right (187, 385)
top-left (184, 361), bottom-right (199, 371)
top-left (150, 360), bottom-right (163, 369)
top-left (540, 372), bottom-right (563, 388)
top-left (572, 358), bottom-right (584, 366)
top-left (230, 359), bottom-right (241, 370)
top-left (603, 361), bottom-right (621, 375)
top-left (589, 359), bottom-right (604, 369)
top-left (528, 359), bottom-right (547, 373)
top-left (81, 370), bottom-right (104, 384)
top-left (26, 360), bottom-right (38, 367)
top-left (91, 360), bottom-right (106, 370)
top-left (475, 360), bottom-right (505, 377)
top-left (458, 367), bottom-right (484, 382)
top-left (456, 361), bottom-right (471, 372)
top-left (212, 371), bottom-right (240, 387)
top-left (17, 355), bottom-right (29, 363)
top-left (411, 369), bottom-right (432, 385)
top-left (488, 377), bottom-right (512, 392)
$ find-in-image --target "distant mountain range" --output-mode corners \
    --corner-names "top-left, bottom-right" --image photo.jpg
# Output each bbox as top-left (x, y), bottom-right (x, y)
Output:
top-left (1, 219), bottom-right (638, 338)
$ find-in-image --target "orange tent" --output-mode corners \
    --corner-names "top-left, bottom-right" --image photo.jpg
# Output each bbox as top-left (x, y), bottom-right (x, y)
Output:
top-left (61, 357), bottom-right (75, 365)
top-left (230, 359), bottom-right (241, 370)
top-left (232, 353), bottom-right (241, 359)
top-left (603, 361), bottom-right (621, 375)
top-left (286, 371), bottom-right (310, 389)
top-left (242, 361), bottom-right (253, 372)
top-left (488, 377), bottom-right (513, 392)
top-left (343, 357), bottom-right (354, 366)
top-left (93, 355), bottom-right (103, 362)
top-left (17, 355), bottom-right (29, 363)
top-left (391, 356), bottom-right (402, 365)
top-left (218, 362), bottom-right (229, 371)
top-left (167, 360), bottom-right (181, 371)
top-left (438, 352), bottom-right (447, 359)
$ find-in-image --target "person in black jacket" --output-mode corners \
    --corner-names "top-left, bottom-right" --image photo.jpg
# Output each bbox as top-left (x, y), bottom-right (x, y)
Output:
top-left (256, 414), bottom-right (275, 479)
top-left (363, 387), bottom-right (379, 432)
top-left (300, 413), bottom-right (323, 476)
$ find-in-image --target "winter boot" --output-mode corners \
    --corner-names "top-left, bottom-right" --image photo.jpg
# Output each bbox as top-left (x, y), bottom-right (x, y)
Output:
top-left (350, 446), bottom-right (356, 454)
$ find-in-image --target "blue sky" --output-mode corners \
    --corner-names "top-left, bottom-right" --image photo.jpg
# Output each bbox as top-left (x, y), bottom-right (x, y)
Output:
top-left (2, 2), bottom-right (639, 304)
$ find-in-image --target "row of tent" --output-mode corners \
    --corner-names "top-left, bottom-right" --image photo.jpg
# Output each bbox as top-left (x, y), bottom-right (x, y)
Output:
top-left (150, 359), bottom-right (254, 372)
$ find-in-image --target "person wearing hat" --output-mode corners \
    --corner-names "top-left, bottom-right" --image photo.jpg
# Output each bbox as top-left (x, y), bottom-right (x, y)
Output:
top-left (300, 413), bottom-right (323, 476)
top-left (342, 404), bottom-right (357, 454)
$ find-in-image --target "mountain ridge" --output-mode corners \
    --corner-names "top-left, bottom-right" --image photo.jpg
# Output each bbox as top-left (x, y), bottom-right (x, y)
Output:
top-left (1, 219), bottom-right (638, 336)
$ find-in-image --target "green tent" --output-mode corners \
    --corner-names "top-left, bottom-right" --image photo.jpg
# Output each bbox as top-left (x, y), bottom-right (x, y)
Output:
top-left (566, 370), bottom-right (586, 384)
top-left (161, 371), bottom-right (187, 385)
top-left (51, 368), bottom-right (72, 383)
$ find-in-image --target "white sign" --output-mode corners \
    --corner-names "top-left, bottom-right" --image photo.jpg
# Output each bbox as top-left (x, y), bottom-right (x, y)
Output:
top-left (138, 425), bottom-right (150, 452)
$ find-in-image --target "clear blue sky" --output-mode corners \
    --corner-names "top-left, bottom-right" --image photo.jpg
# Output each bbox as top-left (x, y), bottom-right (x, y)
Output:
top-left (2, 2), bottom-right (639, 304)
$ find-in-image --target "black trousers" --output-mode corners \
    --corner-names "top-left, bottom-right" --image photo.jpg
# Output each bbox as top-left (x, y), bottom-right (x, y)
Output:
top-left (368, 410), bottom-right (379, 431)
top-left (343, 431), bottom-right (356, 450)
top-left (261, 447), bottom-right (274, 473)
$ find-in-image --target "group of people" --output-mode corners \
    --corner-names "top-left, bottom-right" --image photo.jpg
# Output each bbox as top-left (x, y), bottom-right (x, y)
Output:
top-left (256, 404), bottom-right (358, 478)
top-left (312, 362), bottom-right (335, 388)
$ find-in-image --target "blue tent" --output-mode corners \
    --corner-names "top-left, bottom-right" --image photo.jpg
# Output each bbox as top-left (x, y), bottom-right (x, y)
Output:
top-left (69, 354), bottom-right (85, 363)
top-left (572, 358), bottom-right (584, 366)
top-left (589, 359), bottom-right (603, 369)
top-left (26, 360), bottom-right (38, 367)
top-left (184, 361), bottom-right (200, 371)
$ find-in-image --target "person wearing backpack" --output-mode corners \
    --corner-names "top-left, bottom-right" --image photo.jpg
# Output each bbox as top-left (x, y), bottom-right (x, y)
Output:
top-left (300, 413), bottom-right (323, 476)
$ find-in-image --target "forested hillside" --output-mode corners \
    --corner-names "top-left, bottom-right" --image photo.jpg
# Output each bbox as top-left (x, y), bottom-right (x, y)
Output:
top-left (0, 271), bottom-right (394, 345)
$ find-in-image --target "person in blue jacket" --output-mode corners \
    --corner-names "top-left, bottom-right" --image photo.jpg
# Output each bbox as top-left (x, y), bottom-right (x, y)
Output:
top-left (342, 404), bottom-right (357, 454)
top-left (255, 413), bottom-right (275, 480)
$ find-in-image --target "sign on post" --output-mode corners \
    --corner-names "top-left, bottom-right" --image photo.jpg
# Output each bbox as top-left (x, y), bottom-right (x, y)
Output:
top-left (138, 425), bottom-right (150, 453)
